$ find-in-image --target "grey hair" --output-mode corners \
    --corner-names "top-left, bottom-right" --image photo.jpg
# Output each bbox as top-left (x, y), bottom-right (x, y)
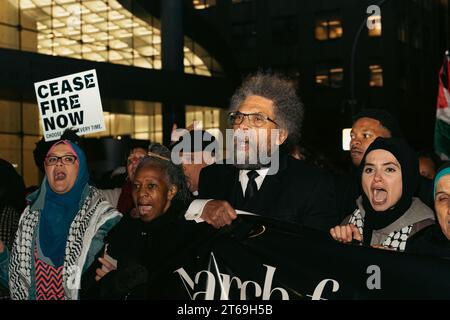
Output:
top-left (229, 72), bottom-right (304, 145)
top-left (134, 143), bottom-right (191, 204)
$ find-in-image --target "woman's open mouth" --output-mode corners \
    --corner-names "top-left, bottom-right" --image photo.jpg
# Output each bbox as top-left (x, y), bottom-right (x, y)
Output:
top-left (372, 188), bottom-right (388, 206)
top-left (54, 171), bottom-right (66, 181)
top-left (137, 205), bottom-right (153, 216)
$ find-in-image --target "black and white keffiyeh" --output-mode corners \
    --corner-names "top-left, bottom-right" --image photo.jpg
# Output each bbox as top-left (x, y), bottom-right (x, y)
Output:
top-left (8, 186), bottom-right (120, 300)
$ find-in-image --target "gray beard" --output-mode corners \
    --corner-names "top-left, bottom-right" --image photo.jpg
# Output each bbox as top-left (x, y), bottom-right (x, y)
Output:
top-left (232, 146), bottom-right (273, 170)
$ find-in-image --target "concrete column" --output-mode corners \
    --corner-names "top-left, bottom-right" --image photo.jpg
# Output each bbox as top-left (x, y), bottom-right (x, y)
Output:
top-left (161, 0), bottom-right (185, 145)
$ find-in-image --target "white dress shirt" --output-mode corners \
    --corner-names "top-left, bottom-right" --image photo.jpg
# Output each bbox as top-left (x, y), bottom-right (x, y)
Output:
top-left (185, 168), bottom-right (270, 222)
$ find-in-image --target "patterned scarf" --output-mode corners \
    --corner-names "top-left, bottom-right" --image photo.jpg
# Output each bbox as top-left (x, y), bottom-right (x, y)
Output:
top-left (9, 186), bottom-right (121, 300)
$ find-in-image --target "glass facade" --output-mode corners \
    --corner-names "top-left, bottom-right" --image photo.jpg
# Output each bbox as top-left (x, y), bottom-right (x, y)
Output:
top-left (0, 0), bottom-right (225, 186)
top-left (84, 100), bottom-right (164, 143)
top-left (0, 99), bottom-right (42, 187)
top-left (185, 105), bottom-right (227, 159)
top-left (11, 0), bottom-right (223, 76)
top-left (185, 105), bottom-right (224, 140)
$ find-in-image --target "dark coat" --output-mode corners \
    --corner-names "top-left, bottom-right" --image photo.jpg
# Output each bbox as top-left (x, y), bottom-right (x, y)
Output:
top-left (198, 151), bottom-right (339, 232)
top-left (85, 201), bottom-right (212, 299)
top-left (406, 224), bottom-right (450, 259)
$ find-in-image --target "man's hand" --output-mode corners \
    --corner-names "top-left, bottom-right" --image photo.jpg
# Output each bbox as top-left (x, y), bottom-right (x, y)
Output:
top-left (201, 200), bottom-right (237, 229)
top-left (0, 240), bottom-right (4, 254)
top-left (330, 224), bottom-right (362, 244)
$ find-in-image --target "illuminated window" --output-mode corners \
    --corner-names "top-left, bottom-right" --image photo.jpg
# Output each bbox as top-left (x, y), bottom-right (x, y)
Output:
top-left (315, 15), bottom-right (343, 41)
top-left (86, 101), bottom-right (163, 143)
top-left (9, 0), bottom-right (222, 76)
top-left (368, 15), bottom-right (382, 37)
top-left (193, 0), bottom-right (216, 10)
top-left (316, 65), bottom-right (344, 88)
top-left (369, 65), bottom-right (383, 87)
top-left (185, 106), bottom-right (222, 139)
top-left (0, 99), bottom-right (41, 187)
top-left (0, 1), bottom-right (224, 185)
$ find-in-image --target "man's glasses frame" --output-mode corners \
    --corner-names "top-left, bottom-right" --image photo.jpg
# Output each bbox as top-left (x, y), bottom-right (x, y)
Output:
top-left (228, 111), bottom-right (278, 128)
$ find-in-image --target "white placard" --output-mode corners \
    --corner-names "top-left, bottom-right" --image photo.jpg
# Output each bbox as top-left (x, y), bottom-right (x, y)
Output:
top-left (34, 69), bottom-right (105, 141)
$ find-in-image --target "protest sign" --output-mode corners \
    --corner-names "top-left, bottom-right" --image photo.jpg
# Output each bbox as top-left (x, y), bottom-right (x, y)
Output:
top-left (34, 69), bottom-right (105, 141)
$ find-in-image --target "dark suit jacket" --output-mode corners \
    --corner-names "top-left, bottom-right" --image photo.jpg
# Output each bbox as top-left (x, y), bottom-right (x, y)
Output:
top-left (198, 151), bottom-right (339, 232)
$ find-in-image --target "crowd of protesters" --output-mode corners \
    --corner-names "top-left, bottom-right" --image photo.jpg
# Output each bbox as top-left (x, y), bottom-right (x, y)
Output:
top-left (0, 72), bottom-right (449, 300)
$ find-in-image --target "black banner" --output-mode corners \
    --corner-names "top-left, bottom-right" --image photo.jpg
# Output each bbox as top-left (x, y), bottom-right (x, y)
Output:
top-left (146, 215), bottom-right (450, 300)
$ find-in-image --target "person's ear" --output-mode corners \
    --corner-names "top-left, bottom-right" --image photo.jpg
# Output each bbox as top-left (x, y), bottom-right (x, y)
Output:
top-left (276, 129), bottom-right (288, 145)
top-left (167, 184), bottom-right (178, 201)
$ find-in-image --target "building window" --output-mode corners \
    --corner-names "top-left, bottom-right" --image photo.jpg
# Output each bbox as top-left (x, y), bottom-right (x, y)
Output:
top-left (185, 106), bottom-right (225, 158)
top-left (193, 0), bottom-right (216, 10)
top-left (185, 106), bottom-right (221, 136)
top-left (0, 1), bottom-right (224, 186)
top-left (184, 37), bottom-right (223, 77)
top-left (368, 15), bottom-right (382, 37)
top-left (0, 99), bottom-right (41, 187)
top-left (315, 14), bottom-right (343, 41)
top-left (316, 66), bottom-right (344, 88)
top-left (86, 101), bottom-right (163, 143)
top-left (369, 65), bottom-right (383, 87)
top-left (7, 0), bottom-right (221, 77)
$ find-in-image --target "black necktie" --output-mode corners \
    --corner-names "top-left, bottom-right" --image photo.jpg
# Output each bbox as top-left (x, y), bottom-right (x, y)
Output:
top-left (245, 170), bottom-right (259, 200)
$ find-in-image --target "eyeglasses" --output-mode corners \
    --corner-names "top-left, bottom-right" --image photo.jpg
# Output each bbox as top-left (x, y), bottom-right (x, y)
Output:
top-left (228, 111), bottom-right (278, 127)
top-left (45, 155), bottom-right (78, 166)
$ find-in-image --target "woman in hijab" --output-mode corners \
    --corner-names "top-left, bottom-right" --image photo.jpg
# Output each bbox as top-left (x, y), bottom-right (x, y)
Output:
top-left (406, 162), bottom-right (450, 258)
top-left (330, 137), bottom-right (435, 251)
top-left (0, 137), bottom-right (121, 300)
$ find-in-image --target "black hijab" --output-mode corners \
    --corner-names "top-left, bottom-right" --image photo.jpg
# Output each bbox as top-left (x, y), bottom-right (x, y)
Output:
top-left (359, 137), bottom-right (419, 245)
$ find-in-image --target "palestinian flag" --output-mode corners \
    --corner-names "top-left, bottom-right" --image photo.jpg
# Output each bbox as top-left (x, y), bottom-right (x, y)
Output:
top-left (435, 51), bottom-right (450, 160)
